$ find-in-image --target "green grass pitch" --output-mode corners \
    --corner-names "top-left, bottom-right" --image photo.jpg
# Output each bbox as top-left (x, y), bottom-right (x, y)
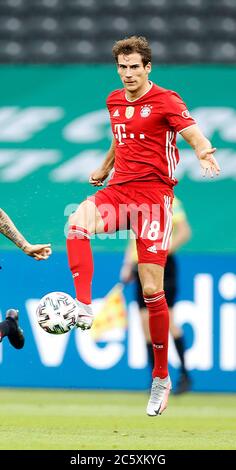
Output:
top-left (0, 389), bottom-right (235, 450)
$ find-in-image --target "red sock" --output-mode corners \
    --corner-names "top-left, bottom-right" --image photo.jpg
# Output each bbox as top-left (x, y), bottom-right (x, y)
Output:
top-left (144, 291), bottom-right (169, 379)
top-left (66, 225), bottom-right (94, 304)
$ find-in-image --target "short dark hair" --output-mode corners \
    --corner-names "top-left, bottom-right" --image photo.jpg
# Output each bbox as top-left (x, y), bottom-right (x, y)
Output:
top-left (112, 36), bottom-right (152, 66)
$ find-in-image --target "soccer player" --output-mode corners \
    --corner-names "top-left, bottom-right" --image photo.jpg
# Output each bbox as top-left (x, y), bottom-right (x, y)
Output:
top-left (66, 36), bottom-right (220, 416)
top-left (120, 197), bottom-right (192, 394)
top-left (0, 207), bottom-right (52, 349)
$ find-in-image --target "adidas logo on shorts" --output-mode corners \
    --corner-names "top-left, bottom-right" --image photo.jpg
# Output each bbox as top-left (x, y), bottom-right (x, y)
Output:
top-left (147, 244), bottom-right (158, 254)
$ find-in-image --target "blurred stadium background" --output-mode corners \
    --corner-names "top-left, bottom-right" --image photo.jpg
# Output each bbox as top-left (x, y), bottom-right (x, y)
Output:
top-left (0, 0), bottom-right (236, 450)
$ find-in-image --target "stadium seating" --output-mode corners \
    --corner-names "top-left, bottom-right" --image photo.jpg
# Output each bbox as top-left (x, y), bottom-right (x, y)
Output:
top-left (0, 0), bottom-right (235, 63)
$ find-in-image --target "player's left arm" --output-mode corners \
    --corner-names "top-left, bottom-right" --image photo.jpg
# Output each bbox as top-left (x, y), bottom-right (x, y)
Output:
top-left (0, 208), bottom-right (52, 260)
top-left (180, 124), bottom-right (220, 177)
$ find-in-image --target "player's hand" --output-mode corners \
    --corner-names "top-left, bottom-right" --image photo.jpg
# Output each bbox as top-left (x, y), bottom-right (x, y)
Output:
top-left (23, 243), bottom-right (52, 260)
top-left (89, 168), bottom-right (109, 186)
top-left (199, 148), bottom-right (220, 177)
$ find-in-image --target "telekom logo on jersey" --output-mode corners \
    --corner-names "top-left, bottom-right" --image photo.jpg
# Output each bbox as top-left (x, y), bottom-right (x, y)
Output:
top-left (114, 123), bottom-right (145, 145)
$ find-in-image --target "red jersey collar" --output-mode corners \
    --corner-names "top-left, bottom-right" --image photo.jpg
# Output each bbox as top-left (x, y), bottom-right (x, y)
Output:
top-left (125, 81), bottom-right (153, 103)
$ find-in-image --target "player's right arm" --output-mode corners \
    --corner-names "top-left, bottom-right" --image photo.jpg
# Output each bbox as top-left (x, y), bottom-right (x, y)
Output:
top-left (89, 138), bottom-right (116, 186)
top-left (0, 208), bottom-right (51, 260)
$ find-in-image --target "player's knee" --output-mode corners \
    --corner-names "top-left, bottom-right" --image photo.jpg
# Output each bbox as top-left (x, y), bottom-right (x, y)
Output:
top-left (68, 209), bottom-right (84, 228)
top-left (68, 201), bottom-right (94, 232)
top-left (143, 284), bottom-right (161, 296)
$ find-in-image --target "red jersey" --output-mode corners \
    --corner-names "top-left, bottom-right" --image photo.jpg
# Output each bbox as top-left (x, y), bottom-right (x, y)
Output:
top-left (106, 82), bottom-right (196, 187)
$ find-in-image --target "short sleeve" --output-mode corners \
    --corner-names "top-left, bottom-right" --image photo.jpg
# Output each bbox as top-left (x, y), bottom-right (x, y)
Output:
top-left (163, 91), bottom-right (196, 133)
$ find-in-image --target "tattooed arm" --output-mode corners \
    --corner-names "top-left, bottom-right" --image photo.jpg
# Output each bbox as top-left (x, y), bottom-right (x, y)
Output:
top-left (0, 208), bottom-right (52, 260)
top-left (0, 208), bottom-right (28, 250)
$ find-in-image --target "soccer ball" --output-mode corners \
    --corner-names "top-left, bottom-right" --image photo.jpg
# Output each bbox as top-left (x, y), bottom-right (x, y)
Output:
top-left (36, 292), bottom-right (78, 334)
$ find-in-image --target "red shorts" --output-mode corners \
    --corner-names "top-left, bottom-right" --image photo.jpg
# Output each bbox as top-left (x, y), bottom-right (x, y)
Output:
top-left (88, 181), bottom-right (173, 267)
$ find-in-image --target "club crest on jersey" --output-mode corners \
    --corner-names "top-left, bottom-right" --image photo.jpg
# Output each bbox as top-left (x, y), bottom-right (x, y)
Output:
top-left (140, 104), bottom-right (152, 118)
top-left (125, 106), bottom-right (135, 119)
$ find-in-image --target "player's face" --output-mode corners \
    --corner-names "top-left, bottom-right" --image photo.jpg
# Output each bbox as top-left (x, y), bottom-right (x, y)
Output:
top-left (117, 53), bottom-right (151, 94)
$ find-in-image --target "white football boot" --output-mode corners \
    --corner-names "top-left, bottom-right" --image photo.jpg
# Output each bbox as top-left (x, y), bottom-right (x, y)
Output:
top-left (146, 375), bottom-right (171, 417)
top-left (75, 300), bottom-right (94, 330)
